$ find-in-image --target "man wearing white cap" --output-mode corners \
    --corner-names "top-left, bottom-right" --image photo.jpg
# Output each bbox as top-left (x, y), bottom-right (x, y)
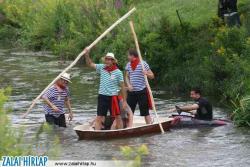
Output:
top-left (84, 48), bottom-right (128, 130)
top-left (42, 72), bottom-right (73, 127)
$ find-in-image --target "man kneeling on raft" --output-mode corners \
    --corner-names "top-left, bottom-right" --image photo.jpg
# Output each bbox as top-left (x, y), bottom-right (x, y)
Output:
top-left (111, 90), bottom-right (133, 129)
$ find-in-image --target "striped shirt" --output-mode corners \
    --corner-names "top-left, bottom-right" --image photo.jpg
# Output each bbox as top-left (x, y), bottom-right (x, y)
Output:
top-left (96, 64), bottom-right (124, 96)
top-left (125, 61), bottom-right (150, 91)
top-left (42, 85), bottom-right (70, 117)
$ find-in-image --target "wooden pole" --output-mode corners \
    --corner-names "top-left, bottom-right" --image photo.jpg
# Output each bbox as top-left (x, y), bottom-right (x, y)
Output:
top-left (129, 21), bottom-right (165, 134)
top-left (23, 7), bottom-right (136, 118)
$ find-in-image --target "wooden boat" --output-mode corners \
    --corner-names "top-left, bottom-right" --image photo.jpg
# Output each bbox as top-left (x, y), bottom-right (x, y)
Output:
top-left (74, 116), bottom-right (173, 140)
top-left (170, 114), bottom-right (229, 128)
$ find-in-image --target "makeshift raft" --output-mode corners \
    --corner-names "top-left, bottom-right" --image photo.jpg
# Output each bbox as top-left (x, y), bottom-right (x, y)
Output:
top-left (74, 116), bottom-right (173, 140)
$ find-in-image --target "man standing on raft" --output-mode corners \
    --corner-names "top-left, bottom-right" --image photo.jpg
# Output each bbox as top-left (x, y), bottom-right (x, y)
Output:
top-left (83, 48), bottom-right (128, 130)
top-left (125, 49), bottom-right (155, 124)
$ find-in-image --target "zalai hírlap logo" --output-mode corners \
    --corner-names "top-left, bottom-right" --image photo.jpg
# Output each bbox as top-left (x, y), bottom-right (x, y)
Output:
top-left (1, 156), bottom-right (48, 166)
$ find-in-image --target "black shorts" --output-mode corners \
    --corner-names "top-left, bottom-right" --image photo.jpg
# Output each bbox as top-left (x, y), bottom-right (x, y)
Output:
top-left (45, 114), bottom-right (66, 127)
top-left (97, 94), bottom-right (113, 116)
top-left (127, 88), bottom-right (150, 116)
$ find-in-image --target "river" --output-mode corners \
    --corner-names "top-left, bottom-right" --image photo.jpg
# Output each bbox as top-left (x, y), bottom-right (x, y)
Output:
top-left (0, 48), bottom-right (250, 167)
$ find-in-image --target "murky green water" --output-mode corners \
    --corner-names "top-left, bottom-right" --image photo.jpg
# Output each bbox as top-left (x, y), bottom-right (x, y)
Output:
top-left (1, 48), bottom-right (250, 167)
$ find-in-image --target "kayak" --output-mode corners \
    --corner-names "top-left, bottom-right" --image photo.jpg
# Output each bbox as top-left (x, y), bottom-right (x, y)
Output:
top-left (170, 114), bottom-right (229, 128)
top-left (73, 116), bottom-right (173, 140)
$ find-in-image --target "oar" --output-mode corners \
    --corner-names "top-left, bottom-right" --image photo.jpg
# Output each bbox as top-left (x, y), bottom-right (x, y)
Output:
top-left (175, 106), bottom-right (195, 115)
top-left (175, 106), bottom-right (183, 115)
top-left (22, 8), bottom-right (136, 118)
top-left (129, 21), bottom-right (165, 134)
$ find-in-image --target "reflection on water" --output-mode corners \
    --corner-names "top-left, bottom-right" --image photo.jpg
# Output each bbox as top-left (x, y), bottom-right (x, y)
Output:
top-left (0, 48), bottom-right (250, 167)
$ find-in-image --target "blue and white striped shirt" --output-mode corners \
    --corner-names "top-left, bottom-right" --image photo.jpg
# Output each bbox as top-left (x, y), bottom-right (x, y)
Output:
top-left (42, 85), bottom-right (70, 117)
top-left (125, 61), bottom-right (150, 91)
top-left (96, 64), bottom-right (124, 96)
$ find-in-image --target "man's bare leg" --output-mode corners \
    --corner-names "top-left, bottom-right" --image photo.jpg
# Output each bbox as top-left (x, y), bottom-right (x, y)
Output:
top-left (115, 115), bottom-right (123, 129)
top-left (95, 116), bottom-right (104, 130)
top-left (145, 115), bottom-right (152, 124)
top-left (127, 111), bottom-right (134, 128)
top-left (111, 120), bottom-right (117, 130)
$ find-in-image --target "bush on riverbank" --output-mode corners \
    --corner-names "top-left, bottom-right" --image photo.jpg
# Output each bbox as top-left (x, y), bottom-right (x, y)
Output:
top-left (0, 88), bottom-right (31, 156)
top-left (232, 96), bottom-right (250, 126)
top-left (1, 0), bottom-right (250, 126)
top-left (209, 26), bottom-right (250, 126)
top-left (0, 88), bottom-right (60, 156)
top-left (117, 144), bottom-right (149, 167)
top-left (0, 0), bottom-right (217, 57)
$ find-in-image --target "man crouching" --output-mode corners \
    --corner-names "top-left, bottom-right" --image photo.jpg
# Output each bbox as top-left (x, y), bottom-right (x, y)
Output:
top-left (84, 47), bottom-right (127, 130)
top-left (42, 73), bottom-right (73, 127)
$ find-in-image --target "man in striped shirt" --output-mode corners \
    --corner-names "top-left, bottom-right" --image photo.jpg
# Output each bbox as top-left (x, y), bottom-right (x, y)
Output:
top-left (83, 48), bottom-right (128, 130)
top-left (42, 73), bottom-right (73, 127)
top-left (125, 49), bottom-right (155, 124)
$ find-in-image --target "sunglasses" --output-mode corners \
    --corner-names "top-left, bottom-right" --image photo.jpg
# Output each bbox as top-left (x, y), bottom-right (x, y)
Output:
top-left (62, 79), bottom-right (69, 84)
top-left (105, 57), bottom-right (113, 61)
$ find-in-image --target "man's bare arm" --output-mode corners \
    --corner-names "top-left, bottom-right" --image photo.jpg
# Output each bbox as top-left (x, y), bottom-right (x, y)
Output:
top-left (84, 48), bottom-right (96, 69)
top-left (65, 97), bottom-right (72, 113)
top-left (125, 71), bottom-right (133, 91)
top-left (180, 104), bottom-right (199, 114)
top-left (120, 81), bottom-right (127, 101)
top-left (65, 97), bottom-right (73, 120)
top-left (43, 97), bottom-right (54, 108)
top-left (143, 69), bottom-right (154, 79)
top-left (42, 97), bottom-right (59, 112)
top-left (147, 69), bottom-right (155, 79)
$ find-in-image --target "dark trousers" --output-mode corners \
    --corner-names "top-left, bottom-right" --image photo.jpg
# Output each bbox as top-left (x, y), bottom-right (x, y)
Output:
top-left (45, 114), bottom-right (66, 127)
top-left (127, 88), bottom-right (150, 116)
top-left (97, 94), bottom-right (112, 116)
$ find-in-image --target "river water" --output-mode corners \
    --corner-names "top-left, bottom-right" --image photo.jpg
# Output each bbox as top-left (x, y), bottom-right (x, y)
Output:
top-left (0, 48), bottom-right (250, 167)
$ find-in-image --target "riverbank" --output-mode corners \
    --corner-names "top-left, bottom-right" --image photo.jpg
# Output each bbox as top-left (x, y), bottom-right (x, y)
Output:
top-left (0, 48), bottom-right (250, 166)
top-left (1, 0), bottom-right (250, 126)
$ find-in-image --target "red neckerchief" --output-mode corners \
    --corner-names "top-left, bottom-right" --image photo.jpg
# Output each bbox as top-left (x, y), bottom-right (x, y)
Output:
top-left (111, 96), bottom-right (120, 117)
top-left (146, 88), bottom-right (153, 110)
top-left (130, 58), bottom-right (140, 71)
top-left (118, 95), bottom-right (123, 101)
top-left (104, 65), bottom-right (118, 73)
top-left (55, 84), bottom-right (65, 91)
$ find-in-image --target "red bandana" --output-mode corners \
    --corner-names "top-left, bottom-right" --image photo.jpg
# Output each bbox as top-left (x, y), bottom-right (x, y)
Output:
top-left (104, 65), bottom-right (118, 73)
top-left (56, 83), bottom-right (66, 90)
top-left (118, 95), bottom-right (123, 101)
top-left (146, 88), bottom-right (153, 110)
top-left (130, 58), bottom-right (140, 71)
top-left (111, 96), bottom-right (121, 117)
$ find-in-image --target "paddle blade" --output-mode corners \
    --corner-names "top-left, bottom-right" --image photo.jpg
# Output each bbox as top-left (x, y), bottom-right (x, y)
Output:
top-left (175, 106), bottom-right (182, 115)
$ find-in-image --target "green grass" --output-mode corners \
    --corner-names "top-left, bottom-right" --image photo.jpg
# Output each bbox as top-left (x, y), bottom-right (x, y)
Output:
top-left (0, 0), bottom-right (239, 53)
top-left (134, 0), bottom-right (217, 28)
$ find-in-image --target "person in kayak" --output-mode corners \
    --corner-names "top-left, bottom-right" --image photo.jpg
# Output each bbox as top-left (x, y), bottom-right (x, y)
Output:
top-left (125, 49), bottom-right (155, 124)
top-left (42, 73), bottom-right (73, 127)
top-left (175, 88), bottom-right (213, 120)
top-left (83, 47), bottom-right (128, 130)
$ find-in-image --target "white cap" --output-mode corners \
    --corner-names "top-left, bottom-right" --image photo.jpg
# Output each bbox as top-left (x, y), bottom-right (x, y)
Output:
top-left (105, 52), bottom-right (117, 61)
top-left (60, 72), bottom-right (72, 83)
